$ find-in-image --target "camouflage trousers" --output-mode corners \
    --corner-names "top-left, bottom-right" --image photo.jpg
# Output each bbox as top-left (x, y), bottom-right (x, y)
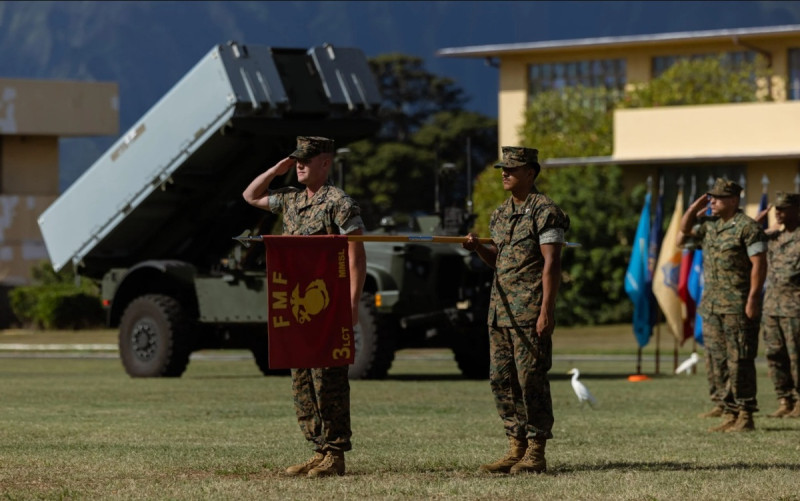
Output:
top-left (702, 348), bottom-right (725, 407)
top-left (488, 325), bottom-right (554, 441)
top-left (762, 315), bottom-right (800, 402)
top-left (291, 366), bottom-right (352, 452)
top-left (704, 312), bottom-right (760, 413)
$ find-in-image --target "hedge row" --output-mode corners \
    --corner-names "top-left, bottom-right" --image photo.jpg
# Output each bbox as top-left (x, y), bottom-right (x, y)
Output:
top-left (9, 284), bottom-right (104, 330)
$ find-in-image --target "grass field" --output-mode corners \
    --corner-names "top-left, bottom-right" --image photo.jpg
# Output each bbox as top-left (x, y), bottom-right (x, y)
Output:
top-left (1, 326), bottom-right (798, 500)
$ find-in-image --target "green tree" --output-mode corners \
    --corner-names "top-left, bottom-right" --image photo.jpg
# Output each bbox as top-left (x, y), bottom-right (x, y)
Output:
top-left (368, 53), bottom-right (469, 142)
top-left (621, 54), bottom-right (772, 108)
top-left (343, 54), bottom-right (497, 229)
top-left (470, 54), bottom-right (770, 326)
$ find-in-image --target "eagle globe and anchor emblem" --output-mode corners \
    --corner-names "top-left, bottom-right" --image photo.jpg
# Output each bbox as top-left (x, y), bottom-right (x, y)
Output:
top-left (291, 279), bottom-right (330, 324)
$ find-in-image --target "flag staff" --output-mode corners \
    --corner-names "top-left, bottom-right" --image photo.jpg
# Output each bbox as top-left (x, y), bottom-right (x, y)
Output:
top-left (635, 176), bottom-right (654, 376)
top-left (233, 231), bottom-right (581, 248)
top-left (672, 176), bottom-right (686, 374)
top-left (689, 175), bottom-right (698, 376)
top-left (653, 176), bottom-right (665, 376)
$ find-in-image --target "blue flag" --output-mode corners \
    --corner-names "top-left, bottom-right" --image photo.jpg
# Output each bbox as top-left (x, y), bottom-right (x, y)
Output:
top-left (625, 192), bottom-right (652, 347)
top-left (688, 248), bottom-right (705, 346)
top-left (758, 191), bottom-right (768, 229)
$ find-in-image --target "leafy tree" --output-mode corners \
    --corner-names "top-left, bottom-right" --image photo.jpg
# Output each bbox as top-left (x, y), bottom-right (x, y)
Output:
top-left (470, 53), bottom-right (770, 326)
top-left (343, 54), bottom-right (497, 229)
top-left (620, 54), bottom-right (772, 108)
top-left (368, 53), bottom-right (469, 142)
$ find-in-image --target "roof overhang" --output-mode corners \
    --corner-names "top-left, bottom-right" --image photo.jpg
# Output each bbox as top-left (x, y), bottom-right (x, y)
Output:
top-left (437, 24), bottom-right (800, 59)
top-left (544, 151), bottom-right (800, 169)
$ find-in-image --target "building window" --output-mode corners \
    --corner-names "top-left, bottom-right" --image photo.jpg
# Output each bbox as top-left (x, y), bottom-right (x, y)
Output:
top-left (528, 58), bottom-right (627, 100)
top-left (651, 51), bottom-right (756, 78)
top-left (789, 48), bottom-right (800, 100)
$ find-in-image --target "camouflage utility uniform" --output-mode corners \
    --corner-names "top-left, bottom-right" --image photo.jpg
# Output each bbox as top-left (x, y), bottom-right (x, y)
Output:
top-left (268, 183), bottom-right (364, 452)
top-left (762, 217), bottom-right (800, 410)
top-left (488, 188), bottom-right (570, 442)
top-left (695, 210), bottom-right (766, 414)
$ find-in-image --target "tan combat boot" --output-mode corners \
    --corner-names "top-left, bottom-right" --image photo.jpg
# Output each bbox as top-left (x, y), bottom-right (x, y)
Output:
top-left (707, 411), bottom-right (738, 432)
top-left (285, 451), bottom-right (325, 476)
top-left (725, 410), bottom-right (755, 432)
top-left (785, 400), bottom-right (800, 418)
top-left (307, 450), bottom-right (345, 477)
top-left (697, 405), bottom-right (724, 418)
top-left (509, 438), bottom-right (547, 474)
top-left (767, 398), bottom-right (793, 418)
top-left (479, 436), bottom-right (527, 473)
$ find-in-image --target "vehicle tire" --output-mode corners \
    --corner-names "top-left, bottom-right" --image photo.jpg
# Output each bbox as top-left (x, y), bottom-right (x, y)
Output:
top-left (452, 324), bottom-right (490, 380)
top-left (348, 292), bottom-right (396, 380)
top-left (250, 332), bottom-right (290, 376)
top-left (119, 294), bottom-right (192, 377)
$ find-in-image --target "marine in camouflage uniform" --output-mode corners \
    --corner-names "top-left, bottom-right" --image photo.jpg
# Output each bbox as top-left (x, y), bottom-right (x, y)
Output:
top-left (464, 146), bottom-right (569, 474)
top-left (759, 192), bottom-right (800, 418)
top-left (243, 136), bottom-right (367, 477)
top-left (681, 228), bottom-right (726, 418)
top-left (678, 178), bottom-right (767, 432)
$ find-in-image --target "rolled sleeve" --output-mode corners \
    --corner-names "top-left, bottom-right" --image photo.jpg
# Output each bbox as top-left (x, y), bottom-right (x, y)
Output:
top-left (747, 241), bottom-right (766, 257)
top-left (539, 228), bottom-right (565, 245)
top-left (339, 215), bottom-right (365, 234)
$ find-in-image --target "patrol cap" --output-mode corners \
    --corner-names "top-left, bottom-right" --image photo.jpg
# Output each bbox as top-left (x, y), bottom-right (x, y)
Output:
top-left (494, 146), bottom-right (541, 175)
top-left (289, 136), bottom-right (335, 160)
top-left (707, 178), bottom-right (743, 198)
top-left (774, 191), bottom-right (800, 209)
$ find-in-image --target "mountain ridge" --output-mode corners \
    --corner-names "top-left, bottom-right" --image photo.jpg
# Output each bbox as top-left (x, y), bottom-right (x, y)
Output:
top-left (1, 1), bottom-right (798, 190)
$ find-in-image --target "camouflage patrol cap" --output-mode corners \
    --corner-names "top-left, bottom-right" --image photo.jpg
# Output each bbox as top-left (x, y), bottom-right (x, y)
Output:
top-left (289, 136), bottom-right (335, 160)
top-left (707, 178), bottom-right (743, 198)
top-left (774, 191), bottom-right (800, 209)
top-left (494, 146), bottom-right (541, 175)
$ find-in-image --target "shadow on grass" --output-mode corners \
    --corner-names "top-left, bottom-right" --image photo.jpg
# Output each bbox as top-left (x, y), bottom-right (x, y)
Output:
top-left (552, 460), bottom-right (800, 474)
top-left (385, 374), bottom-right (478, 381)
top-left (760, 424), bottom-right (800, 432)
top-left (382, 372), bottom-right (652, 382)
top-left (549, 372), bottom-right (637, 381)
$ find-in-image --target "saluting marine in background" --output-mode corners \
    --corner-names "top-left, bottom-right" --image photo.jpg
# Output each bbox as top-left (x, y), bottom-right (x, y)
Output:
top-left (756, 191), bottom-right (800, 418)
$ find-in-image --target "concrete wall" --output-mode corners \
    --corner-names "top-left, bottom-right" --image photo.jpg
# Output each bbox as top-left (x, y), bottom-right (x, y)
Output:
top-left (0, 78), bottom-right (118, 136)
top-left (613, 101), bottom-right (800, 161)
top-left (0, 78), bottom-right (118, 293)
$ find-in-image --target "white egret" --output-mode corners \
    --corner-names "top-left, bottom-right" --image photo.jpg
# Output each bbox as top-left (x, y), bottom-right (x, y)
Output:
top-left (567, 368), bottom-right (597, 409)
top-left (675, 352), bottom-right (700, 375)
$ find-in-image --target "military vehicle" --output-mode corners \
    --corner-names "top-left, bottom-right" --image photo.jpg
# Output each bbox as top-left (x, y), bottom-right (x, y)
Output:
top-left (38, 41), bottom-right (492, 380)
top-left (38, 41), bottom-right (383, 377)
top-left (353, 209), bottom-right (493, 380)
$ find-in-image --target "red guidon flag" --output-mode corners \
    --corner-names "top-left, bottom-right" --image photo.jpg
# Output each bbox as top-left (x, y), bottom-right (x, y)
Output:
top-left (263, 235), bottom-right (354, 369)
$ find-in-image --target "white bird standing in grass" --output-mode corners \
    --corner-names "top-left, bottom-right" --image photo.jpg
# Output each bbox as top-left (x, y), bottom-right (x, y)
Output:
top-left (567, 368), bottom-right (597, 409)
top-left (675, 352), bottom-right (700, 375)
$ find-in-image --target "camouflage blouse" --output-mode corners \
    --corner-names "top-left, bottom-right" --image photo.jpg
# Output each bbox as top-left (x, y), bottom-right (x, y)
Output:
top-left (694, 210), bottom-right (766, 315)
top-left (763, 227), bottom-right (800, 317)
top-left (267, 184), bottom-right (364, 236)
top-left (488, 189), bottom-right (570, 327)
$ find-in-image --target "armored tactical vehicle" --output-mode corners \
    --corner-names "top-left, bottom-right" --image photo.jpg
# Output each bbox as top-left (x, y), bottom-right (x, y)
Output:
top-left (354, 211), bottom-right (492, 379)
top-left (38, 41), bottom-right (492, 380)
top-left (38, 41), bottom-right (383, 377)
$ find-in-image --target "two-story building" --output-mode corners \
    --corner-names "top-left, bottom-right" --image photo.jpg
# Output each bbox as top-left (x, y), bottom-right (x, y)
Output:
top-left (0, 78), bottom-right (118, 326)
top-left (438, 24), bottom-right (800, 219)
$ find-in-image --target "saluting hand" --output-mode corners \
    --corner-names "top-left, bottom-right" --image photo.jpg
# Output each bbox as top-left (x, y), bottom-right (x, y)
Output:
top-left (271, 156), bottom-right (296, 176)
